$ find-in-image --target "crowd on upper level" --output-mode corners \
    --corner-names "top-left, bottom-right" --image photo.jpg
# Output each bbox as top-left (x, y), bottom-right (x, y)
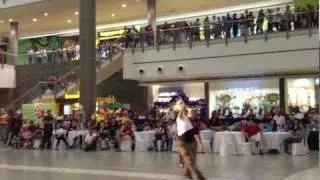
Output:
top-left (123, 4), bottom-right (319, 47)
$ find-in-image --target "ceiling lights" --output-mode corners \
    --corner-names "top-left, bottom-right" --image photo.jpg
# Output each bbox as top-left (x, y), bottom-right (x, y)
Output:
top-left (121, 3), bottom-right (127, 8)
top-left (32, 18), bottom-right (37, 22)
top-left (111, 13), bottom-right (116, 17)
top-left (67, 19), bottom-right (72, 23)
top-left (74, 11), bottom-right (79, 15)
top-left (8, 19), bottom-right (13, 22)
top-left (44, 12), bottom-right (48, 16)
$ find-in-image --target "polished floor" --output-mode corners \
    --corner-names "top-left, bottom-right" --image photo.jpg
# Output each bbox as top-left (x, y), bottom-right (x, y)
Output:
top-left (0, 147), bottom-right (318, 180)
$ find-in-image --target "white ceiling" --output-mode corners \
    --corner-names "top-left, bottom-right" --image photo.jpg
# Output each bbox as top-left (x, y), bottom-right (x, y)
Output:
top-left (0, 0), bottom-right (289, 38)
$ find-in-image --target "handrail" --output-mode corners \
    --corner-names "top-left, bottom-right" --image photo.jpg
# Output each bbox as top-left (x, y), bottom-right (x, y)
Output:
top-left (2, 36), bottom-right (125, 110)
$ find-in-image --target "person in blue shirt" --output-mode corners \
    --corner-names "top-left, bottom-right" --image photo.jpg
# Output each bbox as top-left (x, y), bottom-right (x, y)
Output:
top-left (265, 119), bottom-right (278, 132)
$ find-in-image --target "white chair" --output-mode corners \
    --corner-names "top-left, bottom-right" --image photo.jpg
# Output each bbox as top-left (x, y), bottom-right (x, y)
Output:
top-left (120, 135), bottom-right (132, 152)
top-left (33, 139), bottom-right (41, 149)
top-left (172, 139), bottom-right (177, 152)
top-left (234, 134), bottom-right (251, 156)
top-left (134, 132), bottom-right (149, 152)
top-left (291, 134), bottom-right (309, 156)
top-left (199, 130), bottom-right (213, 153)
top-left (219, 133), bottom-right (237, 156)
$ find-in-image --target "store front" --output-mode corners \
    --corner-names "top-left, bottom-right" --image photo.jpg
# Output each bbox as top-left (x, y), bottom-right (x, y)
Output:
top-left (151, 83), bottom-right (205, 103)
top-left (286, 78), bottom-right (316, 113)
top-left (209, 78), bottom-right (280, 118)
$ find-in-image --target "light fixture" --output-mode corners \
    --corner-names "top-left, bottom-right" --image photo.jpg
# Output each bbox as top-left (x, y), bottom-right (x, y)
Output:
top-left (0, 20), bottom-right (4, 23)
top-left (74, 11), bottom-right (79, 15)
top-left (121, 3), bottom-right (127, 8)
top-left (67, 19), bottom-right (72, 23)
top-left (44, 12), bottom-right (48, 16)
top-left (8, 19), bottom-right (13, 22)
top-left (32, 18), bottom-right (37, 22)
top-left (111, 13), bottom-right (115, 17)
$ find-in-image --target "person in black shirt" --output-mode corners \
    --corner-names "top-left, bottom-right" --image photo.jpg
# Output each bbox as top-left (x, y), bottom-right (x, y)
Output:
top-left (41, 110), bottom-right (54, 149)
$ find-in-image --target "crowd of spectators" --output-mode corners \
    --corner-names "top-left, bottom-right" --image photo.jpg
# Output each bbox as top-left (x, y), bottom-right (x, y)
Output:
top-left (123, 4), bottom-right (319, 48)
top-left (1, 102), bottom-right (318, 154)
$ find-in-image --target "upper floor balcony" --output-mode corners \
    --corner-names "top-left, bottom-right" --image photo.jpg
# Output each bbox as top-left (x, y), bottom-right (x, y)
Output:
top-left (123, 13), bottom-right (319, 83)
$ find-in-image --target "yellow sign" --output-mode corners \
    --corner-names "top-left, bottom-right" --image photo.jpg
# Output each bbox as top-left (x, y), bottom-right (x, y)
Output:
top-left (65, 90), bottom-right (80, 99)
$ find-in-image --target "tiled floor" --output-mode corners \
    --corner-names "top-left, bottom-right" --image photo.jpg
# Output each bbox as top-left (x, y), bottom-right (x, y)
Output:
top-left (0, 147), bottom-right (318, 180)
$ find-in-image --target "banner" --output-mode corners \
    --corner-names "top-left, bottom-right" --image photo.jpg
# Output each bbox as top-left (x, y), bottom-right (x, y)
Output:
top-left (18, 36), bottom-right (60, 65)
top-left (22, 103), bottom-right (56, 121)
top-left (294, 0), bottom-right (318, 8)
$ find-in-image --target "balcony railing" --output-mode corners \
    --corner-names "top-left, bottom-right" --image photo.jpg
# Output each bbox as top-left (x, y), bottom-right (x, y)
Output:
top-left (125, 11), bottom-right (319, 53)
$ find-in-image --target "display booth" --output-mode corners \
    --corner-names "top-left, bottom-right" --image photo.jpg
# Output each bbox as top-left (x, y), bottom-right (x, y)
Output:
top-left (209, 79), bottom-right (279, 117)
top-left (286, 78), bottom-right (316, 112)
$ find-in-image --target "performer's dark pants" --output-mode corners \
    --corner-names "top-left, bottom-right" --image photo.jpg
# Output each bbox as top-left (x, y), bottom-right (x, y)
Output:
top-left (177, 139), bottom-right (204, 178)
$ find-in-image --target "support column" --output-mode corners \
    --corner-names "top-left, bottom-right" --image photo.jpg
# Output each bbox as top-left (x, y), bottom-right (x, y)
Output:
top-left (79, 0), bottom-right (96, 121)
top-left (204, 82), bottom-right (210, 119)
top-left (147, 0), bottom-right (156, 33)
top-left (279, 78), bottom-right (286, 110)
top-left (9, 22), bottom-right (18, 65)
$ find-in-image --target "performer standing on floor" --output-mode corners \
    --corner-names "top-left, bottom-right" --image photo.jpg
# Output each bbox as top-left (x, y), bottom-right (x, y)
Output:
top-left (175, 104), bottom-right (206, 180)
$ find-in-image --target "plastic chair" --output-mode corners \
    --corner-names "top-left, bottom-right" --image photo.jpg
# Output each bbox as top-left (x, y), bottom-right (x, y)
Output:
top-left (172, 139), bottom-right (177, 152)
top-left (291, 134), bottom-right (309, 156)
top-left (33, 139), bottom-right (41, 149)
top-left (120, 135), bottom-right (132, 152)
top-left (199, 130), bottom-right (213, 153)
top-left (134, 132), bottom-right (149, 152)
top-left (234, 134), bottom-right (252, 156)
top-left (219, 133), bottom-right (237, 156)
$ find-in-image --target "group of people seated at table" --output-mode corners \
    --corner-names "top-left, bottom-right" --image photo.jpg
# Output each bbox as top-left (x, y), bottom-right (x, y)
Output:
top-left (2, 104), bottom-right (318, 155)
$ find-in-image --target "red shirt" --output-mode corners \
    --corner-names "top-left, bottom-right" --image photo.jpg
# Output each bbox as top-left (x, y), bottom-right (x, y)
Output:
top-left (244, 124), bottom-right (260, 137)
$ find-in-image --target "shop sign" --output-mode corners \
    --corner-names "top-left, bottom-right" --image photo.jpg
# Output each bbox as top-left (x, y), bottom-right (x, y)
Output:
top-left (228, 87), bottom-right (258, 93)
top-left (65, 89), bottom-right (80, 99)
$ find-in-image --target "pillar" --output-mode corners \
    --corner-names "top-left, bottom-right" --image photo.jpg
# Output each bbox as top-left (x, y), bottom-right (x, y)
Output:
top-left (147, 0), bottom-right (156, 33)
top-left (9, 22), bottom-right (18, 65)
top-left (79, 0), bottom-right (96, 121)
top-left (204, 82), bottom-right (210, 119)
top-left (279, 78), bottom-right (286, 110)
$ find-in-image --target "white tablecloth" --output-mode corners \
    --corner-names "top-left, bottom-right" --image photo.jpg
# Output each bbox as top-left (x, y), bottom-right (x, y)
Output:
top-left (134, 131), bottom-right (155, 148)
top-left (213, 131), bottom-right (291, 154)
top-left (262, 132), bottom-right (290, 151)
top-left (53, 130), bottom-right (88, 147)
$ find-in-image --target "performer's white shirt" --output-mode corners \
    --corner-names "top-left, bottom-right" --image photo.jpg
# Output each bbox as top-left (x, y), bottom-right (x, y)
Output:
top-left (176, 113), bottom-right (194, 136)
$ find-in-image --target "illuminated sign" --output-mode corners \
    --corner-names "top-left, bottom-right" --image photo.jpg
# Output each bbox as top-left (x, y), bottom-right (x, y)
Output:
top-left (64, 90), bottom-right (80, 99)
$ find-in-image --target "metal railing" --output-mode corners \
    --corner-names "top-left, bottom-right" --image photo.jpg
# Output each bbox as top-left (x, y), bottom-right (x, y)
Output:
top-left (3, 37), bottom-right (125, 110)
top-left (125, 11), bottom-right (319, 53)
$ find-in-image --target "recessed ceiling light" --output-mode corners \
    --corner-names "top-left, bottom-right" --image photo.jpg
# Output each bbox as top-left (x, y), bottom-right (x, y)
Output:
top-left (67, 19), bottom-right (72, 23)
top-left (44, 12), bottom-right (48, 16)
top-left (8, 19), bottom-right (13, 22)
top-left (32, 18), bottom-right (37, 22)
top-left (74, 11), bottom-right (79, 15)
top-left (111, 13), bottom-right (116, 17)
top-left (0, 20), bottom-right (4, 23)
top-left (121, 3), bottom-right (127, 8)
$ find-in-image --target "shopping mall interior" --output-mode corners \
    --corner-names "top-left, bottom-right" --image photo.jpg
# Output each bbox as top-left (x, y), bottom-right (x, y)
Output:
top-left (0, 0), bottom-right (319, 180)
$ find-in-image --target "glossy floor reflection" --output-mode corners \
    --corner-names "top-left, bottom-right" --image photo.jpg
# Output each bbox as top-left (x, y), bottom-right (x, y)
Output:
top-left (0, 147), bottom-right (317, 180)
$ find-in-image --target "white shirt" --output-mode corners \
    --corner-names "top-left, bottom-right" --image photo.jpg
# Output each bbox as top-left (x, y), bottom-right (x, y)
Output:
top-left (176, 113), bottom-right (194, 136)
top-left (273, 115), bottom-right (285, 126)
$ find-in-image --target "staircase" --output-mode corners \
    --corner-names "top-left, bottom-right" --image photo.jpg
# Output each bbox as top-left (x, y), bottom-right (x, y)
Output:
top-left (4, 39), bottom-right (125, 109)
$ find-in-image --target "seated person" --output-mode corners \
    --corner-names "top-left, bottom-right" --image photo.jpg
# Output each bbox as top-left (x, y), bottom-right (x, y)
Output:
top-left (54, 125), bottom-right (71, 150)
top-left (26, 121), bottom-right (42, 148)
top-left (98, 122), bottom-right (110, 150)
top-left (242, 120), bottom-right (264, 155)
top-left (265, 119), bottom-right (278, 132)
top-left (84, 129), bottom-right (98, 152)
top-left (116, 121), bottom-right (133, 152)
top-left (153, 122), bottom-right (168, 151)
top-left (283, 122), bottom-right (306, 154)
